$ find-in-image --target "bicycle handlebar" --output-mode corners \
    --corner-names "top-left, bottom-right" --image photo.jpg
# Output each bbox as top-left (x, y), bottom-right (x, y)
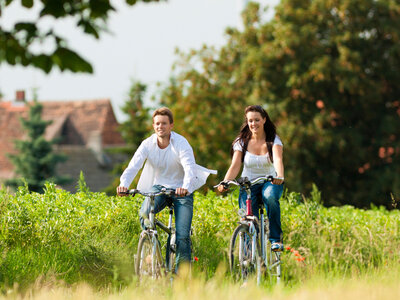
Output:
top-left (214, 176), bottom-right (275, 189)
top-left (119, 187), bottom-right (176, 197)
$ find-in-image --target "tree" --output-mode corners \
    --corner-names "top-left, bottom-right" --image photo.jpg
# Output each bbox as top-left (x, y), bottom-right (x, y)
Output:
top-left (160, 1), bottom-right (400, 208)
top-left (103, 80), bottom-right (152, 194)
top-left (6, 100), bottom-right (70, 192)
top-left (0, 0), bottom-right (161, 73)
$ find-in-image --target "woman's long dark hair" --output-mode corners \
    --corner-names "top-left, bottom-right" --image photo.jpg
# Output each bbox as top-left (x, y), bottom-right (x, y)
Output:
top-left (231, 105), bottom-right (277, 162)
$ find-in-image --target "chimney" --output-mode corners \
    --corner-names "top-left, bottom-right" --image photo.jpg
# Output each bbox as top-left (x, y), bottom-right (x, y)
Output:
top-left (15, 90), bottom-right (26, 102)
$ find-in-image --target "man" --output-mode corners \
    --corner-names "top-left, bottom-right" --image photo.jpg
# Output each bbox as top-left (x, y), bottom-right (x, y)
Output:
top-left (117, 107), bottom-right (215, 268)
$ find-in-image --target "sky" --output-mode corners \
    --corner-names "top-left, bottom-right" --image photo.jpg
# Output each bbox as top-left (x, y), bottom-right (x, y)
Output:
top-left (0, 0), bottom-right (278, 121)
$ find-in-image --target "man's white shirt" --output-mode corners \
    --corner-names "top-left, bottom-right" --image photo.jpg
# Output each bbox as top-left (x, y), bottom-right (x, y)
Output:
top-left (119, 131), bottom-right (216, 193)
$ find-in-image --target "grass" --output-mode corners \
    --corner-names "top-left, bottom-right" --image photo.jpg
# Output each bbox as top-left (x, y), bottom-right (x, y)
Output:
top-left (2, 265), bottom-right (400, 299)
top-left (1, 182), bottom-right (400, 295)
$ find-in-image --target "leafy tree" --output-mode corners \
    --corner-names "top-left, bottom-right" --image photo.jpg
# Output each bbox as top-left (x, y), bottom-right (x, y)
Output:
top-left (160, 1), bottom-right (400, 208)
top-left (6, 100), bottom-right (70, 192)
top-left (0, 0), bottom-right (161, 73)
top-left (103, 80), bottom-right (152, 194)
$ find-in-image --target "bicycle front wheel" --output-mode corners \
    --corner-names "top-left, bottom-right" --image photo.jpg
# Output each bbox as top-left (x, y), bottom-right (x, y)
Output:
top-left (136, 232), bottom-right (163, 279)
top-left (229, 224), bottom-right (259, 281)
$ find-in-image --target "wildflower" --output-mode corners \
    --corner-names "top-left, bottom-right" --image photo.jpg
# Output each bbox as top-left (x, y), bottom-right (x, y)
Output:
top-left (194, 256), bottom-right (199, 262)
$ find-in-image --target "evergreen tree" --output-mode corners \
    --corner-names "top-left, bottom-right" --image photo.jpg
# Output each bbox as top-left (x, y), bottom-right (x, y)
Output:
top-left (6, 100), bottom-right (70, 192)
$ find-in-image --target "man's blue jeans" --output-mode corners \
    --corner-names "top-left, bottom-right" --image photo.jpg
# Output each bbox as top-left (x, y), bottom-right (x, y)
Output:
top-left (139, 185), bottom-right (193, 268)
top-left (239, 181), bottom-right (283, 243)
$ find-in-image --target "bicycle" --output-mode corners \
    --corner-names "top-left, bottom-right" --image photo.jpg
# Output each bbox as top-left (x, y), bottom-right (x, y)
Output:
top-left (215, 176), bottom-right (282, 285)
top-left (121, 188), bottom-right (178, 280)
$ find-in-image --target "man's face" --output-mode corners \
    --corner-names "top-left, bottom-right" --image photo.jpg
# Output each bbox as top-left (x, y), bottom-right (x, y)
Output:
top-left (153, 115), bottom-right (173, 138)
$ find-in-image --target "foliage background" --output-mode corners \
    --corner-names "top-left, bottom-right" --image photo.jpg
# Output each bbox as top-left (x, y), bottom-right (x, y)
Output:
top-left (158, 0), bottom-right (400, 208)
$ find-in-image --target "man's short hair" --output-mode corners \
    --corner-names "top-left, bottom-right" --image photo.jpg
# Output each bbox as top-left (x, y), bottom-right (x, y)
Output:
top-left (152, 107), bottom-right (174, 124)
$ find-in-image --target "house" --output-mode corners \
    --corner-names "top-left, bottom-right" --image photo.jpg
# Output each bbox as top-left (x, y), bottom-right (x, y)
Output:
top-left (0, 91), bottom-right (127, 192)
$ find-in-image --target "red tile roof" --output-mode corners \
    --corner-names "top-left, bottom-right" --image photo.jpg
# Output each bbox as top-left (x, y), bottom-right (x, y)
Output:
top-left (0, 99), bottom-right (124, 179)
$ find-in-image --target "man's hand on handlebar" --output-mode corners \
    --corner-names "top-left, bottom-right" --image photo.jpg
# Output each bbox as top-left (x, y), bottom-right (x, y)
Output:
top-left (116, 186), bottom-right (128, 196)
top-left (175, 188), bottom-right (188, 196)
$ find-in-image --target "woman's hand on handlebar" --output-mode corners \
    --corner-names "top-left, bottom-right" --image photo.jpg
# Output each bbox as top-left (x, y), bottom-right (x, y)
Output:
top-left (217, 184), bottom-right (227, 193)
top-left (272, 177), bottom-right (284, 185)
top-left (215, 180), bottom-right (230, 193)
top-left (116, 186), bottom-right (128, 196)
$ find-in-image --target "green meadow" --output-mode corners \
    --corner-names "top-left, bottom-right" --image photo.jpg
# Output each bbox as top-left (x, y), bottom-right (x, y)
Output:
top-left (1, 183), bottom-right (399, 298)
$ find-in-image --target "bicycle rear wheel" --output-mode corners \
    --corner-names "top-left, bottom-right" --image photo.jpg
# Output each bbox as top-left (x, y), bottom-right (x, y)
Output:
top-left (229, 224), bottom-right (259, 281)
top-left (136, 232), bottom-right (163, 279)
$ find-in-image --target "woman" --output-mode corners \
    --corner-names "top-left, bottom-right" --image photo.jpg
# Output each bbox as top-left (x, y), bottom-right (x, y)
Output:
top-left (218, 105), bottom-right (285, 251)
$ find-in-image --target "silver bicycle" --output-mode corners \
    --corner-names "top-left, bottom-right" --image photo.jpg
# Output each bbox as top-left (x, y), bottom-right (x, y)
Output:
top-left (122, 188), bottom-right (177, 280)
top-left (215, 176), bottom-right (282, 285)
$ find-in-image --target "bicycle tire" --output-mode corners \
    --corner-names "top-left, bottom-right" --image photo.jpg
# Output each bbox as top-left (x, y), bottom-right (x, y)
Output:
top-left (229, 224), bottom-right (260, 281)
top-left (135, 232), bottom-right (163, 279)
top-left (165, 233), bottom-right (176, 273)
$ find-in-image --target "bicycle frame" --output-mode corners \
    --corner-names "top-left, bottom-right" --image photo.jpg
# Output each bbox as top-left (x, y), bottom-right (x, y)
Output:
top-left (147, 192), bottom-right (176, 272)
top-left (126, 188), bottom-right (177, 279)
top-left (241, 180), bottom-right (260, 266)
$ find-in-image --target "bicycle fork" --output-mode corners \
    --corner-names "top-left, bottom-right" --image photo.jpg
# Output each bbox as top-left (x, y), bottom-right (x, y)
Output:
top-left (150, 232), bottom-right (162, 279)
top-left (260, 212), bottom-right (266, 265)
top-left (249, 223), bottom-right (258, 263)
top-left (239, 222), bottom-right (258, 267)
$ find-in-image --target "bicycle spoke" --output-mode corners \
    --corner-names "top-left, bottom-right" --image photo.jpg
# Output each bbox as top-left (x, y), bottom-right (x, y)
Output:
top-left (136, 233), bottom-right (164, 280)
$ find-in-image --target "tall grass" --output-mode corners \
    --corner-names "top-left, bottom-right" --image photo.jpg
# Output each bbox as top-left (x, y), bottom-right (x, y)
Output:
top-left (2, 265), bottom-right (400, 300)
top-left (1, 182), bottom-right (399, 292)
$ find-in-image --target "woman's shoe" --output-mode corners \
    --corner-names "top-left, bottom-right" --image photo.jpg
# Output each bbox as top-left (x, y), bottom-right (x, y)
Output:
top-left (271, 242), bottom-right (284, 252)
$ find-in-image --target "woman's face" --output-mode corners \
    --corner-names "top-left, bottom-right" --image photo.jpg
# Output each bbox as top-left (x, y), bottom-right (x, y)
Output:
top-left (246, 111), bottom-right (266, 135)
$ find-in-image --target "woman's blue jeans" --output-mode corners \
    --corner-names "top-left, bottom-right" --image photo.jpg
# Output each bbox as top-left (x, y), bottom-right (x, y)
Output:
top-left (139, 185), bottom-right (193, 269)
top-left (239, 181), bottom-right (283, 243)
